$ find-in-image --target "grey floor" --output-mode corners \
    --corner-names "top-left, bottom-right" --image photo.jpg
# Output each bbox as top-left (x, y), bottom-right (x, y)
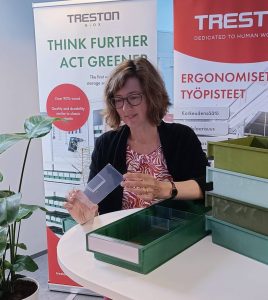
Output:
top-left (23, 253), bottom-right (103, 300)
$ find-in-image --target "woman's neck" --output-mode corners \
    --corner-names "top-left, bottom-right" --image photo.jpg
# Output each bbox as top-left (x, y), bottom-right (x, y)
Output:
top-left (128, 125), bottom-right (160, 154)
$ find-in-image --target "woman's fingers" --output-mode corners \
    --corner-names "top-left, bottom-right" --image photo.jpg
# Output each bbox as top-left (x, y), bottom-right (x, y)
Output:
top-left (63, 202), bottom-right (72, 210)
top-left (123, 173), bottom-right (153, 187)
top-left (64, 189), bottom-right (98, 224)
top-left (123, 172), bottom-right (148, 181)
top-left (122, 172), bottom-right (158, 194)
top-left (124, 185), bottom-right (150, 194)
top-left (66, 189), bottom-right (78, 202)
top-left (66, 189), bottom-right (94, 206)
top-left (75, 190), bottom-right (93, 206)
top-left (122, 172), bottom-right (163, 199)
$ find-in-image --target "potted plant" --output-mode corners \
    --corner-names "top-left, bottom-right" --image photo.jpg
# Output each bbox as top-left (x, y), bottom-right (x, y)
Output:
top-left (0, 115), bottom-right (59, 300)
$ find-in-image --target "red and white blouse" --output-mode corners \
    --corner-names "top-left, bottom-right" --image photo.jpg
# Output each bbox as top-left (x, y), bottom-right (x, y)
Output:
top-left (122, 144), bottom-right (173, 209)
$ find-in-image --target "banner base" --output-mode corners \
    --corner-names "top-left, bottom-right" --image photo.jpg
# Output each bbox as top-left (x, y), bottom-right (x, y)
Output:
top-left (48, 283), bottom-right (101, 297)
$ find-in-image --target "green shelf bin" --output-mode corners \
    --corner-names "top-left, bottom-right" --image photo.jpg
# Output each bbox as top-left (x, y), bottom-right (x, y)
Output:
top-left (206, 192), bottom-right (268, 236)
top-left (206, 215), bottom-right (268, 265)
top-left (86, 199), bottom-right (210, 274)
top-left (207, 136), bottom-right (268, 178)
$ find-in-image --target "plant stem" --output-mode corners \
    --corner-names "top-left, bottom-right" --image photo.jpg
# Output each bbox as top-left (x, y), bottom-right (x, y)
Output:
top-left (1, 245), bottom-right (7, 286)
top-left (18, 138), bottom-right (32, 193)
top-left (15, 139), bottom-right (32, 261)
top-left (15, 221), bottom-right (21, 256)
top-left (7, 224), bottom-right (15, 293)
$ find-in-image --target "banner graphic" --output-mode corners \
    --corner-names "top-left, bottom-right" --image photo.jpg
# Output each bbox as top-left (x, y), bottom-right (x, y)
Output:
top-left (33, 0), bottom-right (156, 290)
top-left (173, 0), bottom-right (268, 148)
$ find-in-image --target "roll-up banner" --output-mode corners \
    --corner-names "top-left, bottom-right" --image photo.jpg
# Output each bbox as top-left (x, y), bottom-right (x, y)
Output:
top-left (173, 0), bottom-right (268, 149)
top-left (33, 0), bottom-right (156, 292)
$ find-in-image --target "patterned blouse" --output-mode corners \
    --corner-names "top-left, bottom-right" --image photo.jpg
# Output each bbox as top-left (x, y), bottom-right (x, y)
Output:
top-left (122, 144), bottom-right (173, 209)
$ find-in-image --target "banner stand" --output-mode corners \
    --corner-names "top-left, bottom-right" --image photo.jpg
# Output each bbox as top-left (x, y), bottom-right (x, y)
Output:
top-left (49, 283), bottom-right (100, 296)
top-left (33, 0), bottom-right (157, 293)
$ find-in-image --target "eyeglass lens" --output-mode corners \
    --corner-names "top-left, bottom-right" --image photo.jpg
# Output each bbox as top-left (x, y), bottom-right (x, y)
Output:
top-left (112, 93), bottom-right (142, 109)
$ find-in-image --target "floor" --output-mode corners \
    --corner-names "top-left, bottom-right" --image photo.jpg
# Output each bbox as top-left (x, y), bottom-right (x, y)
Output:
top-left (23, 253), bottom-right (103, 300)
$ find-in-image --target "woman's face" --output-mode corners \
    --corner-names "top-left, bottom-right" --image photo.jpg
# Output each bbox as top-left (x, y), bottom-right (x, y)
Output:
top-left (114, 77), bottom-right (149, 129)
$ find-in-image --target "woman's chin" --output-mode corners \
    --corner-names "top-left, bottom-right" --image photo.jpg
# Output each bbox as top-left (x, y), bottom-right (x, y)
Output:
top-left (123, 116), bottom-right (138, 127)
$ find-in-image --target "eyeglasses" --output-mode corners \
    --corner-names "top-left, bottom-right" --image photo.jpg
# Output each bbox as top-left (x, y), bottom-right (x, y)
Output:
top-left (111, 93), bottom-right (143, 109)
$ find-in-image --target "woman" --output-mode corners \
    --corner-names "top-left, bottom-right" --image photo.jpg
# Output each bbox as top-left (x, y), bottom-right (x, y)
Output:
top-left (65, 57), bottom-right (209, 226)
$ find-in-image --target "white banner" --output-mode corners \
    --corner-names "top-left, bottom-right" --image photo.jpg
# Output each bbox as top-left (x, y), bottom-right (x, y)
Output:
top-left (33, 0), bottom-right (156, 289)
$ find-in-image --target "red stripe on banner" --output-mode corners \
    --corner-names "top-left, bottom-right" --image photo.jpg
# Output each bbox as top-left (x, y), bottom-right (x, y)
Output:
top-left (174, 0), bottom-right (268, 63)
top-left (47, 227), bottom-right (80, 286)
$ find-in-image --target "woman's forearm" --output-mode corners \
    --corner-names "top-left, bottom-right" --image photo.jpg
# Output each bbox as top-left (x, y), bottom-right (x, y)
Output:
top-left (157, 179), bottom-right (203, 200)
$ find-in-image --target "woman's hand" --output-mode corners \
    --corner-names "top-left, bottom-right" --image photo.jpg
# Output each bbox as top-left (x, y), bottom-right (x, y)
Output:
top-left (64, 190), bottom-right (98, 225)
top-left (121, 172), bottom-right (171, 200)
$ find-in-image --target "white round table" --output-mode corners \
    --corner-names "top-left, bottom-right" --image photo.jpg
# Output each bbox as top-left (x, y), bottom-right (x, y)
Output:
top-left (57, 208), bottom-right (268, 300)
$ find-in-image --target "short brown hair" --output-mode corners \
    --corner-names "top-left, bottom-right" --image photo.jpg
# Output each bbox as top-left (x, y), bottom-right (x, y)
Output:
top-left (103, 57), bottom-right (171, 129)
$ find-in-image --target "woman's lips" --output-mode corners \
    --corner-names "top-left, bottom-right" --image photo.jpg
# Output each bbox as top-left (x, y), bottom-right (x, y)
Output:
top-left (124, 113), bottom-right (138, 120)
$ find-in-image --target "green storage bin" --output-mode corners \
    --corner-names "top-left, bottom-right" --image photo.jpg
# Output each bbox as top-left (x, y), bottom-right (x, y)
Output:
top-left (86, 199), bottom-right (210, 274)
top-left (206, 192), bottom-right (268, 236)
top-left (62, 216), bottom-right (77, 233)
top-left (206, 215), bottom-right (268, 265)
top-left (207, 136), bottom-right (268, 178)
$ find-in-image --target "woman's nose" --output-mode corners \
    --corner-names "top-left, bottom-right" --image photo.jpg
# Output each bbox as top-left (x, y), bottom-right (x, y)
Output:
top-left (122, 99), bottom-right (132, 110)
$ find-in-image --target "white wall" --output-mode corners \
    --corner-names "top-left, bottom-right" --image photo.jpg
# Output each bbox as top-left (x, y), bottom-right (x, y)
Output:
top-left (0, 0), bottom-right (61, 255)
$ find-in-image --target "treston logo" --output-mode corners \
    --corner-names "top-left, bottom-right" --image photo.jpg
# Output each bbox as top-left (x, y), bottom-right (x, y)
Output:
top-left (67, 11), bottom-right (120, 23)
top-left (195, 11), bottom-right (268, 30)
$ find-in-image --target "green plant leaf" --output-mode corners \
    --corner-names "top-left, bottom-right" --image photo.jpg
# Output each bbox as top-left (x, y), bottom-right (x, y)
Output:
top-left (5, 242), bottom-right (26, 251)
top-left (0, 227), bottom-right (8, 257)
top-left (0, 172), bottom-right (3, 182)
top-left (0, 198), bottom-right (6, 226)
top-left (24, 115), bottom-right (60, 139)
top-left (16, 204), bottom-right (47, 222)
top-left (17, 243), bottom-right (27, 250)
top-left (0, 193), bottom-right (21, 226)
top-left (6, 193), bottom-right (21, 224)
top-left (0, 133), bottom-right (27, 154)
top-left (13, 255), bottom-right (38, 272)
top-left (3, 260), bottom-right (12, 270)
top-left (0, 190), bottom-right (15, 198)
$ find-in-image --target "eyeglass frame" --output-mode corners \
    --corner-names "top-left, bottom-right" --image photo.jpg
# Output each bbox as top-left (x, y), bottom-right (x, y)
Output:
top-left (110, 93), bottom-right (143, 109)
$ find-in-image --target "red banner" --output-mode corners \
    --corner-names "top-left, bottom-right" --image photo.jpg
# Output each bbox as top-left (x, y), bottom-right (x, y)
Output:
top-left (174, 0), bottom-right (268, 147)
top-left (174, 0), bottom-right (268, 63)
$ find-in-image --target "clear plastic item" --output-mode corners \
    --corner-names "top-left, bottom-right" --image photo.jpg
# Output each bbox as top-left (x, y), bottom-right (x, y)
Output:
top-left (84, 163), bottom-right (123, 204)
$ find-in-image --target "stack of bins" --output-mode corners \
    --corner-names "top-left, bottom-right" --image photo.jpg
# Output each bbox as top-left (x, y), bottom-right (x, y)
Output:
top-left (205, 136), bottom-right (268, 264)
